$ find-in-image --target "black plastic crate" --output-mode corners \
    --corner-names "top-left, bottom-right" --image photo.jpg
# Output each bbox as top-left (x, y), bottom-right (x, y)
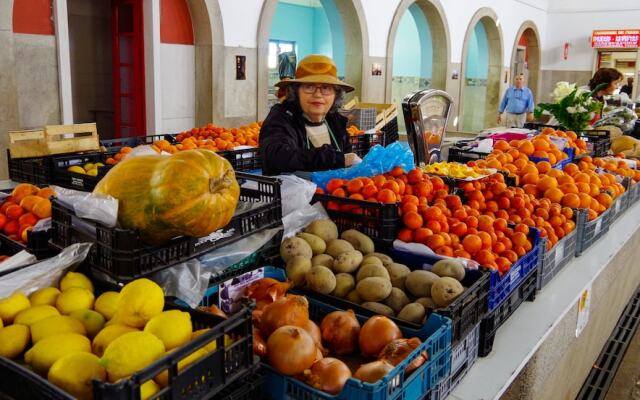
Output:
top-left (311, 193), bottom-right (399, 246)
top-left (349, 133), bottom-right (381, 158)
top-left (215, 367), bottom-right (265, 400)
top-left (50, 172), bottom-right (282, 282)
top-left (219, 147), bottom-right (261, 172)
top-left (99, 137), bottom-right (142, 151)
top-left (51, 152), bottom-right (115, 192)
top-left (537, 221), bottom-right (579, 290)
top-left (7, 150), bottom-right (54, 186)
top-left (0, 228), bottom-right (56, 261)
top-left (427, 323), bottom-right (480, 400)
top-left (381, 117), bottom-right (399, 145)
top-left (575, 206), bottom-right (613, 257)
top-left (0, 295), bottom-right (255, 400)
top-left (578, 130), bottom-right (611, 158)
top-left (478, 265), bottom-right (538, 357)
top-left (447, 143), bottom-right (489, 164)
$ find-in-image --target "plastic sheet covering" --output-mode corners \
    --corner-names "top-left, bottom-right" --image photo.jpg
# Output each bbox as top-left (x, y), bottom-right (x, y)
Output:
top-left (151, 258), bottom-right (209, 309)
top-left (0, 251), bottom-right (37, 275)
top-left (278, 174), bottom-right (317, 217)
top-left (310, 141), bottom-right (415, 190)
top-left (0, 243), bottom-right (93, 298)
top-left (283, 202), bottom-right (328, 239)
top-left (393, 239), bottom-right (480, 270)
top-left (53, 185), bottom-right (118, 228)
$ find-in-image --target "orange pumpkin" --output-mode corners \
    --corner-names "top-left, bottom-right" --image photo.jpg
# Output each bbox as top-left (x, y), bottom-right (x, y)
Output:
top-left (94, 149), bottom-right (240, 245)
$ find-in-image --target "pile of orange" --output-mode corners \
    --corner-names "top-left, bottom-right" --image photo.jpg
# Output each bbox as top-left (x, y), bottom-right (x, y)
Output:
top-left (539, 127), bottom-right (589, 156)
top-left (104, 146), bottom-right (133, 165)
top-left (318, 167), bottom-right (451, 212)
top-left (589, 157), bottom-right (640, 183)
top-left (347, 126), bottom-right (365, 136)
top-left (0, 183), bottom-right (55, 244)
top-left (476, 135), bottom-right (570, 174)
top-left (173, 122), bottom-right (261, 151)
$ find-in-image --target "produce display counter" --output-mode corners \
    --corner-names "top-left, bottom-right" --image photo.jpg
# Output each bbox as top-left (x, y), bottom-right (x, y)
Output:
top-left (450, 200), bottom-right (640, 400)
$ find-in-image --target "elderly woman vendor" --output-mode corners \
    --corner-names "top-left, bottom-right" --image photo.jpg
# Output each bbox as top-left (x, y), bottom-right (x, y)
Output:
top-left (259, 55), bottom-right (361, 176)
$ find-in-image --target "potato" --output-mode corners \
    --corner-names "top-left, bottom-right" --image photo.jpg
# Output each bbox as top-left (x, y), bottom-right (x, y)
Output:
top-left (363, 252), bottom-right (393, 267)
top-left (304, 219), bottom-right (338, 242)
top-left (383, 288), bottom-right (411, 314)
top-left (415, 297), bottom-right (437, 311)
top-left (432, 259), bottom-right (466, 281)
top-left (297, 233), bottom-right (326, 256)
top-left (356, 263), bottom-right (390, 282)
top-left (332, 273), bottom-right (356, 298)
top-left (359, 256), bottom-right (383, 268)
top-left (341, 229), bottom-right (375, 254)
top-left (356, 277), bottom-right (392, 302)
top-left (397, 303), bottom-right (426, 324)
top-left (311, 254), bottom-right (334, 268)
top-left (285, 256), bottom-right (312, 287)
top-left (326, 239), bottom-right (355, 258)
top-left (385, 263), bottom-right (411, 290)
top-left (280, 237), bottom-right (312, 262)
top-left (431, 277), bottom-right (464, 307)
top-left (405, 270), bottom-right (439, 298)
top-left (333, 250), bottom-right (363, 273)
top-left (306, 266), bottom-right (337, 295)
top-left (346, 290), bottom-right (362, 304)
top-left (361, 302), bottom-right (395, 317)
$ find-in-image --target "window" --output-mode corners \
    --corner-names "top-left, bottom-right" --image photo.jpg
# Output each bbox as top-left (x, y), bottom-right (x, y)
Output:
top-left (268, 40), bottom-right (295, 69)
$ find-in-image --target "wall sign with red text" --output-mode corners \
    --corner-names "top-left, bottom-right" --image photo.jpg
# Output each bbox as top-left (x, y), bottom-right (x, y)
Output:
top-left (591, 30), bottom-right (640, 48)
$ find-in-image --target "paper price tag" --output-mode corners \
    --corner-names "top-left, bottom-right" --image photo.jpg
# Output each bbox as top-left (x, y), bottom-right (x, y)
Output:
top-left (554, 241), bottom-right (565, 265)
top-left (218, 267), bottom-right (265, 314)
top-left (615, 199), bottom-right (622, 213)
top-left (594, 219), bottom-right (602, 235)
top-left (510, 264), bottom-right (521, 284)
top-left (576, 285), bottom-right (591, 337)
top-left (33, 218), bottom-right (51, 232)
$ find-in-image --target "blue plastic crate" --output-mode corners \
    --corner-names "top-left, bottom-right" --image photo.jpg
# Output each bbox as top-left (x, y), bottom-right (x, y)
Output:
top-left (487, 227), bottom-right (542, 312)
top-left (263, 295), bottom-right (452, 400)
top-left (529, 147), bottom-right (574, 170)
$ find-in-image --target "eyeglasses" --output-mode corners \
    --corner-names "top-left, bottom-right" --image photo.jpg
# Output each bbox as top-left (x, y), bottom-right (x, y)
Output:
top-left (300, 84), bottom-right (335, 95)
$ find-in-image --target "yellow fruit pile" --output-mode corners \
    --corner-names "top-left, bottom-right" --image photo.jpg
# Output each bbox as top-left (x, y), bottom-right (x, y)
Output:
top-left (421, 162), bottom-right (492, 179)
top-left (0, 272), bottom-right (221, 400)
top-left (67, 162), bottom-right (105, 177)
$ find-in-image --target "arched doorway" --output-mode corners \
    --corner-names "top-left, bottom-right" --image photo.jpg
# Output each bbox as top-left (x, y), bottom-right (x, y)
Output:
top-left (257, 0), bottom-right (367, 118)
top-left (385, 0), bottom-right (449, 133)
top-left (459, 9), bottom-right (503, 133)
top-left (511, 21), bottom-right (541, 103)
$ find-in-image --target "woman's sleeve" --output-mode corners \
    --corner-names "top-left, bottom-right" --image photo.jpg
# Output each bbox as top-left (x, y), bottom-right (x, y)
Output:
top-left (260, 120), bottom-right (345, 175)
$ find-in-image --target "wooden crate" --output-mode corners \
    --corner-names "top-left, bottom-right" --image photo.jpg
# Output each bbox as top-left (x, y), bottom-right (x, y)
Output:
top-left (9, 123), bottom-right (100, 158)
top-left (343, 97), bottom-right (397, 131)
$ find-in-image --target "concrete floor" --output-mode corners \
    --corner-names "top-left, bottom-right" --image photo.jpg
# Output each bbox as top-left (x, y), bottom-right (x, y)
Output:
top-left (605, 328), bottom-right (640, 400)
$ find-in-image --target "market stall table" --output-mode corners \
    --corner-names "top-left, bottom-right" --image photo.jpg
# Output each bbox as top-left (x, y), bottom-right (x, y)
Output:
top-left (450, 199), bottom-right (640, 400)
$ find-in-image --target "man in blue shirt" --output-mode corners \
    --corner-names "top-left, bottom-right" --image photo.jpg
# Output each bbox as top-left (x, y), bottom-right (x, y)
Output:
top-left (497, 73), bottom-right (535, 128)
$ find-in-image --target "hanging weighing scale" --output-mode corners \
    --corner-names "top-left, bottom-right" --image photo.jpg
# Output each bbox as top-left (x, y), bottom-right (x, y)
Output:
top-left (402, 89), bottom-right (453, 166)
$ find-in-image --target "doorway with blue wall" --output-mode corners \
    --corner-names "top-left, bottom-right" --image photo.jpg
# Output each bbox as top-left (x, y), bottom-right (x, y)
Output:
top-left (267, 0), bottom-right (346, 109)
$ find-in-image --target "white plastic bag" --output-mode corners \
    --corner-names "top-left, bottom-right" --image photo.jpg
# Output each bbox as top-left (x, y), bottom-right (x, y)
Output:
top-left (282, 202), bottom-right (328, 239)
top-left (393, 239), bottom-right (480, 270)
top-left (151, 259), bottom-right (210, 309)
top-left (0, 251), bottom-right (37, 275)
top-left (53, 186), bottom-right (119, 228)
top-left (0, 243), bottom-right (93, 297)
top-left (278, 174), bottom-right (317, 217)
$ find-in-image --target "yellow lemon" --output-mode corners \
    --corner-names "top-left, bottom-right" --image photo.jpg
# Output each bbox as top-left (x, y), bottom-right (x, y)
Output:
top-left (191, 330), bottom-right (233, 353)
top-left (0, 292), bottom-right (31, 324)
top-left (94, 291), bottom-right (120, 320)
top-left (59, 272), bottom-right (94, 292)
top-left (112, 279), bottom-right (164, 328)
top-left (48, 352), bottom-right (106, 400)
top-left (69, 309), bottom-right (105, 338)
top-left (92, 324), bottom-right (139, 357)
top-left (100, 331), bottom-right (165, 382)
top-left (14, 305), bottom-right (60, 326)
top-left (25, 333), bottom-right (91, 375)
top-left (83, 163), bottom-right (95, 171)
top-left (29, 287), bottom-right (61, 307)
top-left (0, 324), bottom-right (31, 359)
top-left (86, 168), bottom-right (99, 177)
top-left (154, 348), bottom-right (208, 388)
top-left (94, 162), bottom-right (105, 168)
top-left (143, 310), bottom-right (192, 351)
top-left (140, 380), bottom-right (160, 400)
top-left (56, 287), bottom-right (95, 315)
top-left (68, 166), bottom-right (86, 174)
top-left (31, 315), bottom-right (86, 343)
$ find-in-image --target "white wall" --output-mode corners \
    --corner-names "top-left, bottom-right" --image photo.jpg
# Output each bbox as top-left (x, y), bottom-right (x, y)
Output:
top-left (160, 44), bottom-right (196, 133)
top-left (544, 2), bottom-right (640, 71)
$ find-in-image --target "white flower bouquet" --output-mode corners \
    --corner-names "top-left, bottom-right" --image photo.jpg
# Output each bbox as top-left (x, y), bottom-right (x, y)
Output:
top-left (534, 81), bottom-right (605, 131)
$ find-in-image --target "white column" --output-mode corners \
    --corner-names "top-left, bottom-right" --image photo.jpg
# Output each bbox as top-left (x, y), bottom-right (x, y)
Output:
top-left (53, 0), bottom-right (74, 124)
top-left (144, 0), bottom-right (162, 134)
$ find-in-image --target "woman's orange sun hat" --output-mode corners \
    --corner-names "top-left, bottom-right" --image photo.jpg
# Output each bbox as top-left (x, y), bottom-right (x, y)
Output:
top-left (275, 54), bottom-right (355, 93)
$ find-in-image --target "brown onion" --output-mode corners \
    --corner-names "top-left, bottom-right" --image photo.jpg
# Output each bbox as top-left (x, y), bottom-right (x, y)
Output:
top-left (267, 325), bottom-right (317, 376)
top-left (197, 305), bottom-right (227, 319)
top-left (359, 316), bottom-right (402, 357)
top-left (378, 338), bottom-right (427, 374)
top-left (304, 357), bottom-right (352, 395)
top-left (320, 310), bottom-right (361, 355)
top-left (260, 295), bottom-right (309, 337)
top-left (354, 360), bottom-right (394, 383)
top-left (245, 278), bottom-right (292, 310)
top-left (253, 327), bottom-right (267, 357)
top-left (303, 319), bottom-right (328, 356)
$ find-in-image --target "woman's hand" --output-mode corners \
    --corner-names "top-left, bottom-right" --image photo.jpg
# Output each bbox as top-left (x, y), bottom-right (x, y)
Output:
top-left (344, 152), bottom-right (362, 167)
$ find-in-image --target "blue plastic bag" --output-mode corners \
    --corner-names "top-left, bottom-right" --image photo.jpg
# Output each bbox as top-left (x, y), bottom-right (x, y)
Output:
top-left (311, 141), bottom-right (415, 190)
